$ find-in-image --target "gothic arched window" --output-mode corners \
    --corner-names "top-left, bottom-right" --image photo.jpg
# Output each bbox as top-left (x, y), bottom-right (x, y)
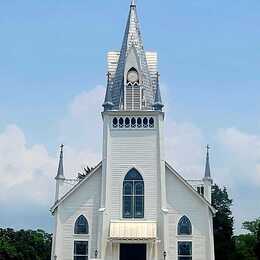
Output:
top-left (178, 216), bottom-right (192, 235)
top-left (74, 215), bottom-right (89, 234)
top-left (123, 168), bottom-right (144, 218)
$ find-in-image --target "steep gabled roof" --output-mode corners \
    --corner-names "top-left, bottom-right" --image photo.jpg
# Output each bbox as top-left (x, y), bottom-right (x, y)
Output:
top-left (50, 162), bottom-right (102, 214)
top-left (165, 161), bottom-right (216, 215)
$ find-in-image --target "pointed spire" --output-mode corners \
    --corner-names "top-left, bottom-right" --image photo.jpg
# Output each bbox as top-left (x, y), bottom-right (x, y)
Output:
top-left (111, 0), bottom-right (154, 110)
top-left (103, 72), bottom-right (114, 111)
top-left (153, 73), bottom-right (164, 111)
top-left (204, 145), bottom-right (212, 179)
top-left (55, 144), bottom-right (65, 180)
top-left (131, 0), bottom-right (136, 6)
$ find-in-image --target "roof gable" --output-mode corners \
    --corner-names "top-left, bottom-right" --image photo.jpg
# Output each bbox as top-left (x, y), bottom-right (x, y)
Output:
top-left (50, 162), bottom-right (102, 214)
top-left (165, 161), bottom-right (216, 215)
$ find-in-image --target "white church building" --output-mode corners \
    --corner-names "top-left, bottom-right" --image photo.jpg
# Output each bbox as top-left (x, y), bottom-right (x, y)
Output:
top-left (50, 1), bottom-right (216, 259)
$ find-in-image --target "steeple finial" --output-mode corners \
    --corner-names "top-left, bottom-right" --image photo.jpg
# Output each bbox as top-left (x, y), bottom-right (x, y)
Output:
top-left (131, 0), bottom-right (136, 6)
top-left (103, 72), bottom-right (114, 111)
top-left (204, 144), bottom-right (212, 179)
top-left (153, 72), bottom-right (164, 111)
top-left (55, 144), bottom-right (65, 180)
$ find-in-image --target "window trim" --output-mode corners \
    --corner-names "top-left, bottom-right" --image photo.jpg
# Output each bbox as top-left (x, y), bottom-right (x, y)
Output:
top-left (122, 168), bottom-right (145, 219)
top-left (73, 240), bottom-right (89, 260)
top-left (74, 215), bottom-right (89, 235)
top-left (177, 241), bottom-right (192, 260)
top-left (177, 215), bottom-right (192, 236)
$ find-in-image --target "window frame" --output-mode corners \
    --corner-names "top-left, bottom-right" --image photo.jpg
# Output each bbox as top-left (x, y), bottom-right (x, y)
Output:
top-left (122, 169), bottom-right (144, 219)
top-left (74, 240), bottom-right (88, 260)
top-left (177, 241), bottom-right (192, 260)
top-left (177, 216), bottom-right (192, 236)
top-left (74, 215), bottom-right (89, 235)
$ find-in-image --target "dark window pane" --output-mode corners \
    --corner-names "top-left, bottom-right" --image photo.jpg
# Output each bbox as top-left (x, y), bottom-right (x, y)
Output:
top-left (74, 215), bottom-right (88, 234)
top-left (123, 182), bottom-right (133, 195)
top-left (149, 117), bottom-right (154, 127)
top-left (137, 117), bottom-right (142, 127)
top-left (178, 257), bottom-right (192, 260)
top-left (124, 169), bottom-right (143, 181)
top-left (112, 118), bottom-right (118, 127)
top-left (131, 118), bottom-right (136, 127)
top-left (119, 117), bottom-right (124, 127)
top-left (178, 216), bottom-right (192, 235)
top-left (178, 242), bottom-right (192, 256)
top-left (125, 118), bottom-right (130, 127)
top-left (134, 182), bottom-right (144, 195)
top-left (74, 241), bottom-right (88, 255)
top-left (143, 117), bottom-right (148, 127)
top-left (74, 256), bottom-right (88, 260)
top-left (134, 196), bottom-right (144, 218)
top-left (123, 196), bottom-right (133, 218)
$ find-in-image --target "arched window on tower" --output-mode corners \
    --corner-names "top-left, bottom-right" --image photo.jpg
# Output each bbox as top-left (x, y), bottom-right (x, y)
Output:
top-left (126, 68), bottom-right (141, 110)
top-left (74, 215), bottom-right (89, 234)
top-left (123, 168), bottom-right (144, 218)
top-left (178, 216), bottom-right (192, 235)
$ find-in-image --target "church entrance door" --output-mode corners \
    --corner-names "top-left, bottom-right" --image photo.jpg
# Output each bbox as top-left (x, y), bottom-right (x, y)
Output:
top-left (120, 244), bottom-right (146, 260)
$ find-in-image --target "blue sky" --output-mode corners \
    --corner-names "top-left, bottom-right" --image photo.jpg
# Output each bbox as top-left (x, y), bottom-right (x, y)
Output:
top-left (0, 0), bottom-right (260, 233)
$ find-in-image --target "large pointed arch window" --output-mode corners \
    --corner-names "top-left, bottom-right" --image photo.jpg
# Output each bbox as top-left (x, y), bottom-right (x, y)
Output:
top-left (123, 168), bottom-right (144, 218)
top-left (178, 216), bottom-right (192, 235)
top-left (74, 215), bottom-right (89, 234)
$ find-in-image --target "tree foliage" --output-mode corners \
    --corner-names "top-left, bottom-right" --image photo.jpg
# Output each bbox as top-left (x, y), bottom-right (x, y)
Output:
top-left (212, 184), bottom-right (234, 260)
top-left (0, 228), bottom-right (51, 260)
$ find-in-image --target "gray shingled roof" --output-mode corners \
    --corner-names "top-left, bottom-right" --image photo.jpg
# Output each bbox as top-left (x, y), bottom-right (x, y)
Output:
top-left (204, 145), bottom-right (212, 179)
top-left (110, 1), bottom-right (155, 110)
top-left (55, 144), bottom-right (65, 180)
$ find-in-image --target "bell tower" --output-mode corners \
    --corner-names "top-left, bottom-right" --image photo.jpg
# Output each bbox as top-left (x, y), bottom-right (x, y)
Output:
top-left (99, 0), bottom-right (168, 258)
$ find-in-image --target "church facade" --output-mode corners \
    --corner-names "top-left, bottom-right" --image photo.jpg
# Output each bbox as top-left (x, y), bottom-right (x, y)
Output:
top-left (50, 1), bottom-right (215, 260)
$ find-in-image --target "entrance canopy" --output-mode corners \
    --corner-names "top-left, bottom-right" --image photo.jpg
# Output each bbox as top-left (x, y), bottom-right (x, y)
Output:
top-left (109, 221), bottom-right (157, 240)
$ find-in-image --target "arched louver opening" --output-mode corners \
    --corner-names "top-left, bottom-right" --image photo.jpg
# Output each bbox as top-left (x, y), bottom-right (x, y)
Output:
top-left (137, 117), bottom-right (142, 128)
top-left (125, 117), bottom-right (130, 128)
top-left (149, 117), bottom-right (154, 128)
top-left (123, 168), bottom-right (144, 218)
top-left (178, 216), bottom-right (192, 235)
top-left (131, 117), bottom-right (136, 128)
top-left (119, 117), bottom-right (124, 128)
top-left (113, 117), bottom-right (118, 128)
top-left (74, 215), bottom-right (89, 234)
top-left (143, 117), bottom-right (148, 128)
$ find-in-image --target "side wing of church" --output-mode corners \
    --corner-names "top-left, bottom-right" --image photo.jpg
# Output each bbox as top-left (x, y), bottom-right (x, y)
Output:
top-left (50, 1), bottom-right (216, 260)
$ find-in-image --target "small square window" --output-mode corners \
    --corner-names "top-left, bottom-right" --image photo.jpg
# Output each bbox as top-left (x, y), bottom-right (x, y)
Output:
top-left (74, 241), bottom-right (88, 260)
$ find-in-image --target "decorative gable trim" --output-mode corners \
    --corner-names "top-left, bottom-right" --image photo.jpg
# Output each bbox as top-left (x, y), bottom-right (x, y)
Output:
top-left (50, 162), bottom-right (102, 214)
top-left (165, 161), bottom-right (216, 215)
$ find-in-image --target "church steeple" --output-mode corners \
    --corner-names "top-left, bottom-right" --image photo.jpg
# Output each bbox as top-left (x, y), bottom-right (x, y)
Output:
top-left (108, 0), bottom-right (157, 111)
top-left (103, 72), bottom-right (114, 111)
top-left (153, 73), bottom-right (164, 111)
top-left (204, 145), bottom-right (212, 180)
top-left (55, 144), bottom-right (65, 180)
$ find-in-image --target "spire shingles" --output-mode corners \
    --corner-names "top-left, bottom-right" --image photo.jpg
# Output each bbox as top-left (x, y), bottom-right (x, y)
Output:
top-left (204, 145), bottom-right (212, 179)
top-left (55, 144), bottom-right (65, 180)
top-left (153, 73), bottom-right (164, 111)
top-left (103, 72), bottom-right (114, 111)
top-left (110, 0), bottom-right (154, 110)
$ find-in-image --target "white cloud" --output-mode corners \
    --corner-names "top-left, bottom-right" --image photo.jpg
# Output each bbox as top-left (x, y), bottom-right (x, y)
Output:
top-left (165, 120), bottom-right (206, 179)
top-left (0, 125), bottom-right (56, 204)
top-left (218, 127), bottom-right (260, 186)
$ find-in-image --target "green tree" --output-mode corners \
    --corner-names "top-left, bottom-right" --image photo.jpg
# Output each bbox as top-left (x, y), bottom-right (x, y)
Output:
top-left (233, 234), bottom-right (256, 260)
top-left (212, 184), bottom-right (234, 260)
top-left (0, 228), bottom-right (52, 260)
top-left (255, 223), bottom-right (260, 260)
top-left (243, 218), bottom-right (260, 236)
